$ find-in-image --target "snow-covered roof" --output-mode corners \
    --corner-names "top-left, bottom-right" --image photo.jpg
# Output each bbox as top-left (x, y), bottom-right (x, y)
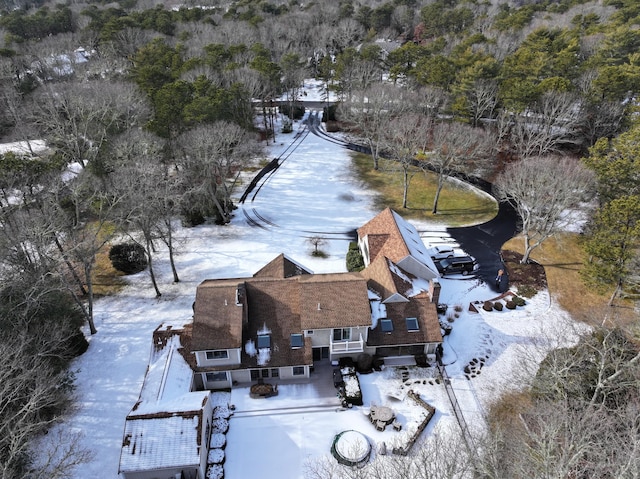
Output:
top-left (119, 408), bottom-right (204, 473)
top-left (134, 329), bottom-right (193, 408)
top-left (119, 328), bottom-right (210, 474)
top-left (389, 210), bottom-right (440, 275)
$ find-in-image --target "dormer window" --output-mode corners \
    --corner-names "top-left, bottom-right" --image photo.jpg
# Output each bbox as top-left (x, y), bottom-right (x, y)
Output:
top-left (290, 334), bottom-right (303, 349)
top-left (380, 319), bottom-right (393, 333)
top-left (206, 350), bottom-right (228, 360)
top-left (406, 317), bottom-right (419, 332)
top-left (257, 334), bottom-right (271, 349)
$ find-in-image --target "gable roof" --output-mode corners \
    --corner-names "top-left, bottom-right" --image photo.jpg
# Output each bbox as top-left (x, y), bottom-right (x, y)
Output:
top-left (190, 258), bottom-right (372, 366)
top-left (253, 253), bottom-right (313, 278)
top-left (299, 273), bottom-right (371, 330)
top-left (241, 278), bottom-right (310, 368)
top-left (360, 255), bottom-right (413, 302)
top-left (357, 208), bottom-right (439, 278)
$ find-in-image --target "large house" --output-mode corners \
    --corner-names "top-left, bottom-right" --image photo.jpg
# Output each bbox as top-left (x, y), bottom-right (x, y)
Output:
top-left (119, 208), bottom-right (444, 477)
top-left (187, 207), bottom-right (443, 390)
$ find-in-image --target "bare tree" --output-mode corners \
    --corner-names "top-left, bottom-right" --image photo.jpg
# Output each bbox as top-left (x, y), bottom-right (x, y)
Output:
top-left (579, 99), bottom-right (626, 148)
top-left (308, 236), bottom-right (327, 256)
top-left (108, 130), bottom-right (174, 297)
top-left (29, 429), bottom-right (91, 479)
top-left (383, 113), bottom-right (432, 209)
top-left (339, 83), bottom-right (409, 170)
top-left (177, 122), bottom-right (261, 224)
top-left (494, 155), bottom-right (595, 264)
top-left (28, 80), bottom-right (150, 172)
top-left (304, 428), bottom-right (472, 479)
top-left (0, 151), bottom-right (110, 336)
top-left (0, 272), bottom-right (88, 479)
top-left (467, 79), bottom-right (499, 127)
top-left (424, 122), bottom-right (496, 214)
top-left (52, 171), bottom-right (124, 333)
top-left (480, 326), bottom-right (640, 479)
top-left (510, 91), bottom-right (584, 159)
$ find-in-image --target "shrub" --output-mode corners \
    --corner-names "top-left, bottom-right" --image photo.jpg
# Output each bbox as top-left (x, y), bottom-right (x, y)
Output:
top-left (512, 296), bottom-right (526, 307)
top-left (505, 300), bottom-right (517, 309)
top-left (280, 103), bottom-right (305, 120)
top-left (346, 242), bottom-right (365, 271)
top-left (493, 302), bottom-right (503, 311)
top-left (323, 103), bottom-right (338, 122)
top-left (483, 301), bottom-right (493, 311)
top-left (454, 304), bottom-right (463, 312)
top-left (108, 243), bottom-right (147, 274)
top-left (281, 117), bottom-right (293, 133)
top-left (181, 207), bottom-right (205, 227)
top-left (517, 284), bottom-right (537, 298)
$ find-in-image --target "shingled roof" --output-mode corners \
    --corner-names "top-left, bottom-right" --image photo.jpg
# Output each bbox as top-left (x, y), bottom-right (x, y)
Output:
top-left (360, 255), bottom-right (413, 302)
top-left (357, 207), bottom-right (439, 279)
top-left (253, 253), bottom-right (312, 278)
top-left (367, 291), bottom-right (442, 347)
top-left (190, 257), bottom-right (371, 367)
top-left (191, 279), bottom-right (245, 351)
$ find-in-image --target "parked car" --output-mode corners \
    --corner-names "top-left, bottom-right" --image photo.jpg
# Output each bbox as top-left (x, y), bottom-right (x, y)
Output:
top-left (436, 256), bottom-right (478, 276)
top-left (429, 245), bottom-right (456, 261)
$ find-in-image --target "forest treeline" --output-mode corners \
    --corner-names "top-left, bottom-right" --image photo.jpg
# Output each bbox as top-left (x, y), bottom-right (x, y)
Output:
top-left (0, 0), bottom-right (638, 478)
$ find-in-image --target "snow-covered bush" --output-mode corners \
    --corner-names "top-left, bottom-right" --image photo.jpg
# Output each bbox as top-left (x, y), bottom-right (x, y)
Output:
top-left (213, 405), bottom-right (231, 419)
top-left (211, 418), bottom-right (229, 434)
top-left (208, 448), bottom-right (225, 465)
top-left (209, 433), bottom-right (226, 449)
top-left (206, 463), bottom-right (224, 479)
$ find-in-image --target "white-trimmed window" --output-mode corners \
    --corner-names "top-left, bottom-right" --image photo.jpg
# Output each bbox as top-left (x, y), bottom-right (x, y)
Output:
top-left (406, 317), bottom-right (419, 332)
top-left (292, 366), bottom-right (305, 376)
top-left (205, 372), bottom-right (227, 382)
top-left (332, 328), bottom-right (351, 341)
top-left (206, 350), bottom-right (229, 360)
top-left (290, 333), bottom-right (304, 349)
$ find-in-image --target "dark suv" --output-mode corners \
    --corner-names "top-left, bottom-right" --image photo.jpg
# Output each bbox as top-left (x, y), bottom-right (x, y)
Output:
top-left (436, 256), bottom-right (478, 276)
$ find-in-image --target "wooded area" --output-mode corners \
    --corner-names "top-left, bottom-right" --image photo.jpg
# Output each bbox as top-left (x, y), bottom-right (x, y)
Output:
top-left (0, 0), bottom-right (638, 477)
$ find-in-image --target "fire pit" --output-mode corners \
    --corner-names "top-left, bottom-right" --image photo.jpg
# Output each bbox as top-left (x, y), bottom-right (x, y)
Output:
top-left (249, 382), bottom-right (278, 398)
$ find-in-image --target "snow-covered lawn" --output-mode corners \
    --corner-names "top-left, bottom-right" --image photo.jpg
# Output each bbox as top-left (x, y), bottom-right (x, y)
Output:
top-left (42, 80), bottom-right (583, 479)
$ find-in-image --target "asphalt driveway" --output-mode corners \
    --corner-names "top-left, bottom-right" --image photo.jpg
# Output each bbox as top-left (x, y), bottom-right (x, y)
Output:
top-left (448, 199), bottom-right (519, 293)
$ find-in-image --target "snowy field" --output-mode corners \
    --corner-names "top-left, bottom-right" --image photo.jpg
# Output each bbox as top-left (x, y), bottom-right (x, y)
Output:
top-left (40, 80), bottom-right (582, 479)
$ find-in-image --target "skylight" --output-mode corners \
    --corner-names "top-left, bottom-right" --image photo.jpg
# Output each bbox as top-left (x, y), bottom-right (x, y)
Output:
top-left (406, 317), bottom-right (419, 332)
top-left (290, 333), bottom-right (303, 349)
top-left (257, 334), bottom-right (271, 349)
top-left (380, 319), bottom-right (393, 333)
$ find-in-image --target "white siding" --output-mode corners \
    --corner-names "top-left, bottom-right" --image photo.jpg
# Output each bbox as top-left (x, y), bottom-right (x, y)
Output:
top-left (195, 348), bottom-right (241, 367)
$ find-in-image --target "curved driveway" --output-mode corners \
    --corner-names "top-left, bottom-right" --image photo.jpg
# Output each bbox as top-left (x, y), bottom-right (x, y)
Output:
top-left (448, 200), bottom-right (519, 293)
top-left (242, 108), bottom-right (520, 292)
